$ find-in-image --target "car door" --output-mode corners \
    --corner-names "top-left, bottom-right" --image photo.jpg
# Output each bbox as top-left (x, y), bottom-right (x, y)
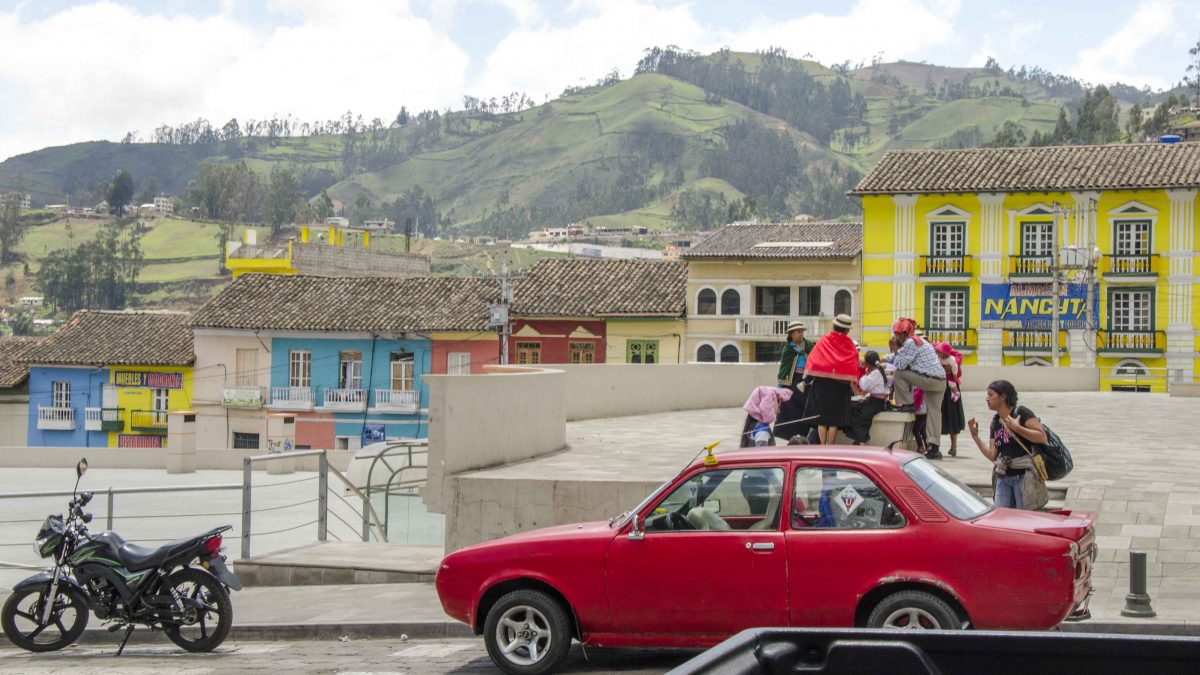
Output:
top-left (785, 462), bottom-right (911, 626)
top-left (606, 465), bottom-right (789, 637)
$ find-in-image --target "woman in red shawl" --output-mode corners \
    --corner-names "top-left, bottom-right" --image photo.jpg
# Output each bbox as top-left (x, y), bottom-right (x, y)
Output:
top-left (936, 341), bottom-right (966, 456)
top-left (802, 314), bottom-right (861, 444)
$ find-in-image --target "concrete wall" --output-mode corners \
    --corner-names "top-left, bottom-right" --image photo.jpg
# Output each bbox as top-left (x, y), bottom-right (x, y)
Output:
top-left (552, 363), bottom-right (776, 421)
top-left (291, 243), bottom-right (430, 277)
top-left (0, 398), bottom-right (27, 446)
top-left (424, 367), bottom-right (567, 512)
top-left (958, 366), bottom-right (1099, 392)
top-left (0, 445), bottom-right (353, 472)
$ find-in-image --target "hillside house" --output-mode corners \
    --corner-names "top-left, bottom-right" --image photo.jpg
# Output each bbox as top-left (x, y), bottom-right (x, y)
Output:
top-left (0, 337), bottom-right (43, 446)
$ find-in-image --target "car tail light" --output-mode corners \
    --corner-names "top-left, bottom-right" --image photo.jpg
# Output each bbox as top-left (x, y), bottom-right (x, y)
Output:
top-left (204, 535), bottom-right (223, 554)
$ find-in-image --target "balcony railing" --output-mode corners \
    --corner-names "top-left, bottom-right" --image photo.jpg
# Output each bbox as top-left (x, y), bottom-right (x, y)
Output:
top-left (37, 406), bottom-right (75, 431)
top-left (736, 316), bottom-right (823, 337)
top-left (222, 385), bottom-right (265, 409)
top-left (324, 388), bottom-right (366, 412)
top-left (84, 407), bottom-right (124, 432)
top-left (1101, 254), bottom-right (1158, 277)
top-left (270, 386), bottom-right (314, 410)
top-left (1008, 255), bottom-right (1054, 278)
top-left (918, 255), bottom-right (971, 277)
top-left (130, 410), bottom-right (169, 433)
top-left (924, 327), bottom-right (977, 350)
top-left (375, 389), bottom-right (419, 413)
top-left (1003, 330), bottom-right (1068, 353)
top-left (1097, 330), bottom-right (1165, 354)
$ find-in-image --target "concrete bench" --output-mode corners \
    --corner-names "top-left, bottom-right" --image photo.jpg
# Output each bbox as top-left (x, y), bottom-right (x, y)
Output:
top-left (833, 410), bottom-right (916, 449)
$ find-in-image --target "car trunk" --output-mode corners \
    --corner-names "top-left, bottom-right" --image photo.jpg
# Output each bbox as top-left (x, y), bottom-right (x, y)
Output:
top-left (975, 508), bottom-right (1097, 612)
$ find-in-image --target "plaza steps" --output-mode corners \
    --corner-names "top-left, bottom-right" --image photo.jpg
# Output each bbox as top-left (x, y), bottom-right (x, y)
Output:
top-left (234, 541), bottom-right (442, 586)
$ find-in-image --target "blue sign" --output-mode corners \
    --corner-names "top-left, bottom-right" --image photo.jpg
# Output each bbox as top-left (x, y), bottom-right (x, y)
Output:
top-left (361, 424), bottom-right (386, 445)
top-left (980, 283), bottom-right (1096, 330)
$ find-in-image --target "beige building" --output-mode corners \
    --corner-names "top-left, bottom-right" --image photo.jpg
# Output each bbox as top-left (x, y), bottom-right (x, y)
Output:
top-left (681, 221), bottom-right (864, 363)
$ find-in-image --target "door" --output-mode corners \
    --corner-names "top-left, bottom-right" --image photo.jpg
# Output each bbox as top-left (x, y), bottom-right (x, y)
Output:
top-left (785, 464), bottom-right (910, 626)
top-left (606, 466), bottom-right (789, 637)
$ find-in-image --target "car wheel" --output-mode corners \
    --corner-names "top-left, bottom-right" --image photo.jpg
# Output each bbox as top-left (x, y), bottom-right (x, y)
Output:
top-left (483, 589), bottom-right (572, 675)
top-left (867, 590), bottom-right (960, 630)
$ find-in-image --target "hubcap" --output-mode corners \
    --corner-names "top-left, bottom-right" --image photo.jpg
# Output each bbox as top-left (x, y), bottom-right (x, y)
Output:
top-left (495, 605), bottom-right (552, 665)
top-left (882, 606), bottom-right (942, 629)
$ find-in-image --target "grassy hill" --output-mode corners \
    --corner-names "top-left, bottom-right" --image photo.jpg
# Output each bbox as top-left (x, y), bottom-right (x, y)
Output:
top-left (0, 49), bottom-right (1159, 310)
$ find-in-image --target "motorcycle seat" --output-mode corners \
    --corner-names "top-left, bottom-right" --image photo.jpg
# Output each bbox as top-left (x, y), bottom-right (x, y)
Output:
top-left (93, 531), bottom-right (200, 572)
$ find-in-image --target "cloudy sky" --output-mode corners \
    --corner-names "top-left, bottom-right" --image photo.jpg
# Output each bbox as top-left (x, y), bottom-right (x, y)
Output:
top-left (0, 0), bottom-right (1197, 162)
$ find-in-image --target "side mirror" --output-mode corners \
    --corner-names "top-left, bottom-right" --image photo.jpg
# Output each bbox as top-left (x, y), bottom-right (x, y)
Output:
top-left (76, 458), bottom-right (88, 478)
top-left (628, 514), bottom-right (644, 541)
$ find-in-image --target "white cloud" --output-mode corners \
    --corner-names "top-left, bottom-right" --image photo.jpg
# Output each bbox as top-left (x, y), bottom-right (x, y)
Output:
top-left (1072, 0), bottom-right (1179, 87)
top-left (469, 0), bottom-right (712, 100)
top-left (0, 1), bottom-right (469, 161)
top-left (722, 0), bottom-right (962, 68)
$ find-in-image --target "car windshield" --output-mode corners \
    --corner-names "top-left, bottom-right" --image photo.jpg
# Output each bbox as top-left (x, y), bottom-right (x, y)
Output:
top-left (902, 457), bottom-right (992, 520)
top-left (611, 478), bottom-right (673, 527)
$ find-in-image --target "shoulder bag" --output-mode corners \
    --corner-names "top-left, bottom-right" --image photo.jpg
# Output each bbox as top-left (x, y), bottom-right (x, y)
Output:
top-left (1012, 434), bottom-right (1050, 510)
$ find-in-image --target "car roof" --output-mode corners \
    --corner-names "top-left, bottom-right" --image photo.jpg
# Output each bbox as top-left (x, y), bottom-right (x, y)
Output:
top-left (697, 446), bottom-right (922, 472)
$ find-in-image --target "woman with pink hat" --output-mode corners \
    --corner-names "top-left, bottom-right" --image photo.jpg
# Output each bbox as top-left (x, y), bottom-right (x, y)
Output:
top-left (935, 341), bottom-right (966, 456)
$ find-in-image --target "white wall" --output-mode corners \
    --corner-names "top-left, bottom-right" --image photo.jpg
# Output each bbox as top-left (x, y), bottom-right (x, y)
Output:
top-left (0, 446), bottom-right (353, 472)
top-left (552, 363), bottom-right (776, 421)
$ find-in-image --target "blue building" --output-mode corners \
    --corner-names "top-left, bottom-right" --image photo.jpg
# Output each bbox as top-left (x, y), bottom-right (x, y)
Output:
top-left (188, 274), bottom-right (501, 450)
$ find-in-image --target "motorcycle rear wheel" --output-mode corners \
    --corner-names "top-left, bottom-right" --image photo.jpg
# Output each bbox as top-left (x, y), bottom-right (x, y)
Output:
top-left (1, 583), bottom-right (89, 652)
top-left (162, 568), bottom-right (232, 653)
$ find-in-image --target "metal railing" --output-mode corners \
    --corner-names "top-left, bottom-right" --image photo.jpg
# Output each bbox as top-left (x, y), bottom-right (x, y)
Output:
top-left (241, 450), bottom-right (386, 558)
top-left (84, 407), bottom-right (124, 432)
top-left (129, 410), bottom-right (169, 432)
top-left (0, 450), bottom-right (388, 569)
top-left (918, 255), bottom-right (971, 276)
top-left (361, 440), bottom-right (437, 544)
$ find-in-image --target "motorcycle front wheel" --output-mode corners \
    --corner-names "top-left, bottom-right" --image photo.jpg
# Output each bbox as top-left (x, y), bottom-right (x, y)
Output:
top-left (161, 567), bottom-right (232, 652)
top-left (1, 583), bottom-right (90, 652)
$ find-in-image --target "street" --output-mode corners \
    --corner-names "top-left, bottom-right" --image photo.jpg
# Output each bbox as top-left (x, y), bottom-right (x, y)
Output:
top-left (0, 638), bottom-right (699, 674)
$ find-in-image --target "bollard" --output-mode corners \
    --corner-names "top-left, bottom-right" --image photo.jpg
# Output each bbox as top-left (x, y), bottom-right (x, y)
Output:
top-left (1120, 550), bottom-right (1156, 617)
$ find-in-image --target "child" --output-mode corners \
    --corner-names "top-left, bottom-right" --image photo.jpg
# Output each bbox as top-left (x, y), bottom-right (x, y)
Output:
top-left (740, 386), bottom-right (793, 447)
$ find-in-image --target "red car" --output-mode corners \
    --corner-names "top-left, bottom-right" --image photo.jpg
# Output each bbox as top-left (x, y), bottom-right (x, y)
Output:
top-left (436, 447), bottom-right (1096, 674)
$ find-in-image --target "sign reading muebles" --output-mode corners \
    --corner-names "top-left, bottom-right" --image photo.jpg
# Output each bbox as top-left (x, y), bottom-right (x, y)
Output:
top-left (980, 283), bottom-right (1097, 330)
top-left (113, 371), bottom-right (184, 389)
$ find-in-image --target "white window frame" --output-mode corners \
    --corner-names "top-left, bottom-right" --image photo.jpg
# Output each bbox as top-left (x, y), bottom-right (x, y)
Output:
top-left (1021, 221), bottom-right (1054, 257)
top-left (289, 350), bottom-right (311, 389)
top-left (339, 351), bottom-right (363, 389)
top-left (718, 342), bottom-right (741, 363)
top-left (929, 221), bottom-right (966, 257)
top-left (1109, 289), bottom-right (1152, 332)
top-left (152, 388), bottom-right (169, 412)
top-left (52, 381), bottom-right (71, 409)
top-left (696, 287), bottom-right (717, 315)
top-left (447, 352), bottom-right (471, 375)
top-left (1113, 219), bottom-right (1152, 257)
top-left (390, 351), bottom-right (415, 390)
top-left (695, 342), bottom-right (716, 363)
top-left (928, 289), bottom-right (967, 329)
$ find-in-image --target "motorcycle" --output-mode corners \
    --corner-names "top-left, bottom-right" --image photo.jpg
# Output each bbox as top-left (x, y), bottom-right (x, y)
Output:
top-left (1, 458), bottom-right (241, 655)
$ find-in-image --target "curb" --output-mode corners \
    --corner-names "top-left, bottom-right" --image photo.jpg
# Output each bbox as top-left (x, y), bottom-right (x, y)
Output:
top-left (1, 620), bottom-right (474, 647)
top-left (4, 620), bottom-right (1192, 648)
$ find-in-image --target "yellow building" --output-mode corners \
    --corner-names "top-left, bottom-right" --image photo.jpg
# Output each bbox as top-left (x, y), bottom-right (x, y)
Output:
top-left (851, 143), bottom-right (1200, 391)
top-left (681, 222), bottom-right (864, 363)
top-left (225, 225), bottom-right (430, 279)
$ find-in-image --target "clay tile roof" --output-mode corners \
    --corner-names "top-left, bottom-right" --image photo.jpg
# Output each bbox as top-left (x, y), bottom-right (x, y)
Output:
top-left (0, 336), bottom-right (44, 388)
top-left (510, 258), bottom-right (686, 317)
top-left (189, 274), bottom-right (501, 332)
top-left (21, 311), bottom-right (194, 367)
top-left (849, 143), bottom-right (1200, 195)
top-left (681, 221), bottom-right (863, 259)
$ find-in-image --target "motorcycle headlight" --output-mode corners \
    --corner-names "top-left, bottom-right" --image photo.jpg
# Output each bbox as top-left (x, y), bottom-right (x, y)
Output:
top-left (33, 535), bottom-right (54, 559)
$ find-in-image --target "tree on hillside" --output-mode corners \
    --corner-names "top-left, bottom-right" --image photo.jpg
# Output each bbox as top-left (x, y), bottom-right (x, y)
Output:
top-left (984, 120), bottom-right (1027, 147)
top-left (137, 177), bottom-right (159, 206)
top-left (1186, 36), bottom-right (1200, 103)
top-left (1126, 103), bottom-right (1143, 140)
top-left (0, 179), bottom-right (30, 264)
top-left (186, 161), bottom-right (262, 222)
top-left (265, 165), bottom-right (301, 237)
top-left (107, 170), bottom-right (135, 215)
top-left (36, 220), bottom-right (143, 311)
top-left (1074, 85), bottom-right (1120, 144)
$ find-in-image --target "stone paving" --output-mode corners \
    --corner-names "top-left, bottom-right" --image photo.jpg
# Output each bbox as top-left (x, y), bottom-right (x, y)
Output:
top-left (467, 390), bottom-right (1200, 623)
top-left (0, 638), bottom-right (694, 674)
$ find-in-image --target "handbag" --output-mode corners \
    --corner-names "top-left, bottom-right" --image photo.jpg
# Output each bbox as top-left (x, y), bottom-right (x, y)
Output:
top-left (1012, 434), bottom-right (1050, 510)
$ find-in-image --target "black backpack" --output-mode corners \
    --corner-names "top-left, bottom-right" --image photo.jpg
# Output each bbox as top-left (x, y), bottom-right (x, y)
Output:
top-left (1016, 407), bottom-right (1073, 481)
top-left (1039, 425), bottom-right (1073, 481)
